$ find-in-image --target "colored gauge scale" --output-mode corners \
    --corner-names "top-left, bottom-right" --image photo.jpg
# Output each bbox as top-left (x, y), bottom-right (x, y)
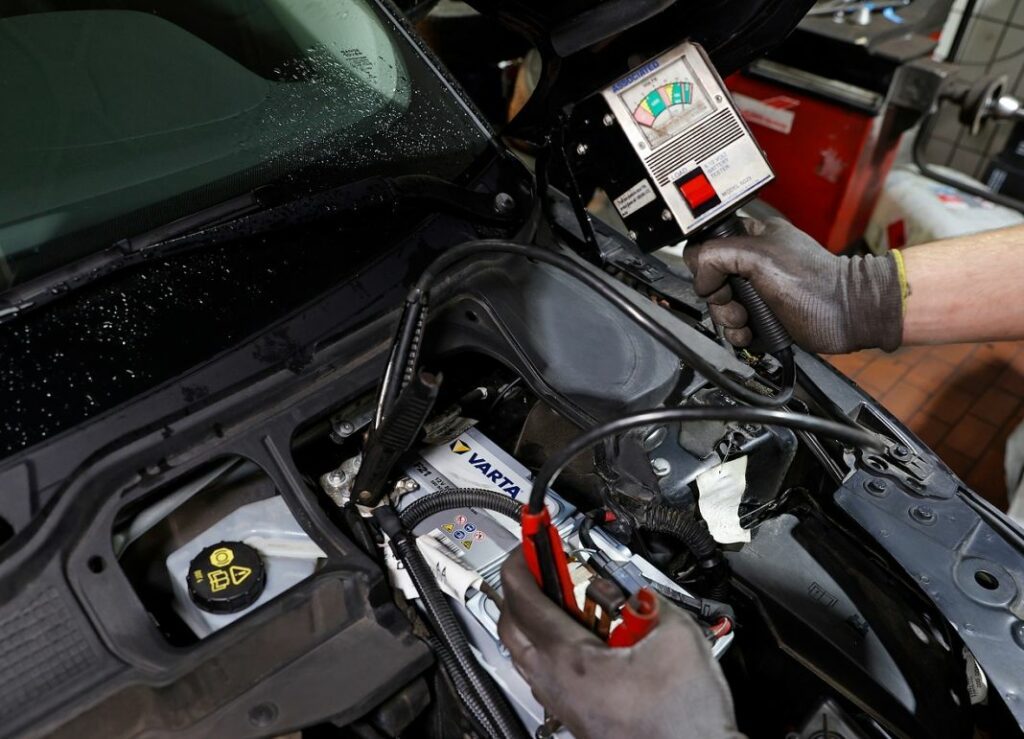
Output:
top-left (632, 81), bottom-right (693, 127)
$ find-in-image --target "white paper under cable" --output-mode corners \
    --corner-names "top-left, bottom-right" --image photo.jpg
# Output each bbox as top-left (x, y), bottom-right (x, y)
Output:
top-left (696, 456), bottom-right (750, 544)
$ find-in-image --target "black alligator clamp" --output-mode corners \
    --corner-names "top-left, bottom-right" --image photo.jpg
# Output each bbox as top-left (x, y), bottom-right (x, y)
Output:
top-left (354, 370), bottom-right (441, 507)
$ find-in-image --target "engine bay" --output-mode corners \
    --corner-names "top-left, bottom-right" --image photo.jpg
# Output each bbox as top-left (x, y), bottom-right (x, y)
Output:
top-left (1, 2), bottom-right (1023, 738)
top-left (107, 315), bottom-right (1017, 737)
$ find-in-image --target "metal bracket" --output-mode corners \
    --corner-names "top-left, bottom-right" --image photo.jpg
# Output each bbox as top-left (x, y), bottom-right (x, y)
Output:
top-left (855, 437), bottom-right (957, 500)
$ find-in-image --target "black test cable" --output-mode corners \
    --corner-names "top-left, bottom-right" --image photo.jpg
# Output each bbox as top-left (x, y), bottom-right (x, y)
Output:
top-left (527, 407), bottom-right (882, 515)
top-left (368, 242), bottom-right (874, 721)
top-left (375, 240), bottom-right (796, 428)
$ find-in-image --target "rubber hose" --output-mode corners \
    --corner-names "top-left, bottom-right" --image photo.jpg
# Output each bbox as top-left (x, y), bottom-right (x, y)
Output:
top-left (400, 487), bottom-right (522, 530)
top-left (390, 531), bottom-right (527, 739)
top-left (629, 503), bottom-right (730, 600)
top-left (631, 504), bottom-right (718, 561)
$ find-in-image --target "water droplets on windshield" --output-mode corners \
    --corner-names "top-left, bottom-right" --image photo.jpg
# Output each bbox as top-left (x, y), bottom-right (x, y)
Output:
top-left (0, 0), bottom-right (490, 459)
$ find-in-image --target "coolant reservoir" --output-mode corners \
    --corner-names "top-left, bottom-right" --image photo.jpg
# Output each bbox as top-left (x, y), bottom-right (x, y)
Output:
top-left (166, 496), bottom-right (325, 637)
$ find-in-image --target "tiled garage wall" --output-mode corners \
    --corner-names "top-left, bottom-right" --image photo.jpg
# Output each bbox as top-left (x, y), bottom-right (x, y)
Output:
top-left (926, 0), bottom-right (1024, 179)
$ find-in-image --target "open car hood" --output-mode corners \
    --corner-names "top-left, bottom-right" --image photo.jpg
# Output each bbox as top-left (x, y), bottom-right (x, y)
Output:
top-left (464, 0), bottom-right (815, 133)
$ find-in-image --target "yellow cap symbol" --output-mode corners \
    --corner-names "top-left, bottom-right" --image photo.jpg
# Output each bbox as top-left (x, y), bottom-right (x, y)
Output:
top-left (229, 565), bottom-right (252, 586)
top-left (208, 569), bottom-right (231, 592)
top-left (209, 547), bottom-right (235, 567)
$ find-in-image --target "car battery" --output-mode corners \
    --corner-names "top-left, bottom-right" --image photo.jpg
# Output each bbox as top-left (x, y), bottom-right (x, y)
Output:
top-left (398, 426), bottom-right (575, 587)
top-left (564, 41), bottom-right (774, 251)
top-left (392, 426), bottom-right (733, 736)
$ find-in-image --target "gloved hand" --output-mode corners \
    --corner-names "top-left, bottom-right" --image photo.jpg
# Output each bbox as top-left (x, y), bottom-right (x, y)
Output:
top-left (683, 218), bottom-right (905, 354)
top-left (498, 551), bottom-right (744, 739)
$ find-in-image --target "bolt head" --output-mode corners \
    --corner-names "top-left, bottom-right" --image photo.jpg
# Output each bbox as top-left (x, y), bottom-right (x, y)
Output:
top-left (575, 143), bottom-right (589, 156)
top-left (249, 702), bottom-right (278, 728)
top-left (1012, 621), bottom-right (1024, 650)
top-left (651, 457), bottom-right (671, 478)
top-left (661, 209), bottom-right (673, 222)
top-left (493, 192), bottom-right (515, 215)
top-left (394, 478), bottom-right (420, 495)
top-left (910, 505), bottom-right (936, 524)
top-left (333, 419), bottom-right (356, 438)
top-left (602, 113), bottom-right (615, 127)
top-left (642, 426), bottom-right (667, 451)
top-left (865, 478), bottom-right (888, 496)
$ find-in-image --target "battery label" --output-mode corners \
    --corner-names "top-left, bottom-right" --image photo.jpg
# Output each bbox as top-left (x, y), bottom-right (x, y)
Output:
top-left (409, 428), bottom-right (540, 503)
top-left (398, 428), bottom-right (575, 577)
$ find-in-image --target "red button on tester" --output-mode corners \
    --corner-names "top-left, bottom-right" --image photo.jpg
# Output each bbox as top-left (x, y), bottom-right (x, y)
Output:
top-left (678, 171), bottom-right (717, 209)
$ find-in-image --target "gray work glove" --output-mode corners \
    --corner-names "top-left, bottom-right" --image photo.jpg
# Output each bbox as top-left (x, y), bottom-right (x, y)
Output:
top-left (498, 550), bottom-right (744, 739)
top-left (683, 218), bottom-right (905, 354)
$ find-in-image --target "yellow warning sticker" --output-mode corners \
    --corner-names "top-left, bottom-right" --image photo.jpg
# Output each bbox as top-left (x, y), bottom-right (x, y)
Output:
top-left (441, 523), bottom-right (455, 533)
top-left (209, 547), bottom-right (235, 567)
top-left (461, 540), bottom-right (473, 551)
top-left (208, 569), bottom-right (231, 592)
top-left (229, 565), bottom-right (252, 586)
top-left (450, 439), bottom-right (471, 455)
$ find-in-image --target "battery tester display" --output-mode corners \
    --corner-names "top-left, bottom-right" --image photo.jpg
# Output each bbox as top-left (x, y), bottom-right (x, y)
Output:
top-left (594, 41), bottom-right (775, 241)
top-left (617, 56), bottom-right (715, 149)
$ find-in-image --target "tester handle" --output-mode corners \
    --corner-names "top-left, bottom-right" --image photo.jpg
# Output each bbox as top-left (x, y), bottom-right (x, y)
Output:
top-left (705, 217), bottom-right (793, 355)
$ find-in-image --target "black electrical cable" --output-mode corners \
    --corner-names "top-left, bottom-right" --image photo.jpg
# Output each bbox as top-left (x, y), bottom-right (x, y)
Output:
top-left (528, 407), bottom-right (882, 514)
top-left (627, 503), bottom-right (719, 566)
top-left (402, 539), bottom-right (519, 739)
top-left (623, 501), bottom-right (730, 601)
top-left (427, 635), bottom-right (505, 738)
top-left (399, 487), bottom-right (522, 530)
top-left (425, 635), bottom-right (503, 739)
top-left (376, 240), bottom-right (798, 427)
top-left (374, 507), bottom-right (527, 739)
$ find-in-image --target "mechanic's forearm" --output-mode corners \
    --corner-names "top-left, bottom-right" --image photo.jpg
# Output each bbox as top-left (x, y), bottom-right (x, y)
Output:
top-left (901, 225), bottom-right (1024, 345)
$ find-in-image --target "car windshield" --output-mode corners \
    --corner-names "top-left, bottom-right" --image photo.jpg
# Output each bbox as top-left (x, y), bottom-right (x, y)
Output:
top-left (0, 0), bottom-right (490, 289)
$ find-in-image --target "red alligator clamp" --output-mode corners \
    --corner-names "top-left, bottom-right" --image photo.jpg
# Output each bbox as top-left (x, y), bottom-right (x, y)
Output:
top-left (608, 588), bottom-right (659, 647)
top-left (521, 504), bottom-right (659, 646)
top-left (520, 505), bottom-right (582, 619)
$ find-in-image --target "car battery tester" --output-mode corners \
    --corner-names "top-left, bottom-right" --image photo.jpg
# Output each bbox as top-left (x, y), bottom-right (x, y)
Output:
top-left (567, 41), bottom-right (775, 250)
top-left (522, 45), bottom-right (793, 639)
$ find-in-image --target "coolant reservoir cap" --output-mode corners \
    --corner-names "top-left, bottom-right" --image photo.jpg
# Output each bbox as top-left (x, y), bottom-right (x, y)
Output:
top-left (187, 541), bottom-right (266, 614)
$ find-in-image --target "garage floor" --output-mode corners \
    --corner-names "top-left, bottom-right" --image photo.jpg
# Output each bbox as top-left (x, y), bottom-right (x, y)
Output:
top-left (827, 341), bottom-right (1024, 511)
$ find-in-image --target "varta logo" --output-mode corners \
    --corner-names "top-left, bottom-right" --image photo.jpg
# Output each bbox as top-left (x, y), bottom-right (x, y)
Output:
top-left (450, 439), bottom-right (521, 497)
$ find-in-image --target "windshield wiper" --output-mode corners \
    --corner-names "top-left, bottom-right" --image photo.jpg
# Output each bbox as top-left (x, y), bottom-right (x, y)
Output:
top-left (0, 175), bottom-right (520, 322)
